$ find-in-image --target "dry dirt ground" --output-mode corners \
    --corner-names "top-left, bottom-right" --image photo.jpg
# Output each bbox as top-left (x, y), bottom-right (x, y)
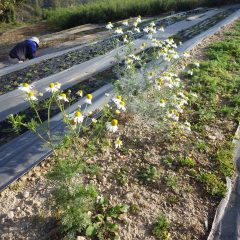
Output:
top-left (0, 21), bottom-right (237, 240)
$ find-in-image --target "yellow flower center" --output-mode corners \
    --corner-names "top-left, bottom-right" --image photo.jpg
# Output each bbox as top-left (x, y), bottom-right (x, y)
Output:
top-left (87, 94), bottom-right (92, 99)
top-left (116, 139), bottom-right (122, 145)
top-left (157, 79), bottom-right (163, 85)
top-left (75, 111), bottom-right (81, 117)
top-left (60, 93), bottom-right (66, 98)
top-left (23, 83), bottom-right (29, 87)
top-left (49, 83), bottom-right (55, 88)
top-left (120, 101), bottom-right (125, 106)
top-left (117, 95), bottom-right (122, 100)
top-left (28, 92), bottom-right (34, 97)
top-left (149, 72), bottom-right (154, 76)
top-left (111, 119), bottom-right (118, 126)
top-left (160, 99), bottom-right (165, 103)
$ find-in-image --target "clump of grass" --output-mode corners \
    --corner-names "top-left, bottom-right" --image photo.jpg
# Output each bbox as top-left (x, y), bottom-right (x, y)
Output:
top-left (114, 170), bottom-right (129, 186)
top-left (163, 156), bottom-right (175, 167)
top-left (215, 143), bottom-right (235, 177)
top-left (52, 183), bottom-right (98, 239)
top-left (137, 165), bottom-right (160, 184)
top-left (164, 174), bottom-right (178, 190)
top-left (152, 214), bottom-right (171, 240)
top-left (194, 139), bottom-right (208, 152)
top-left (198, 172), bottom-right (226, 198)
top-left (178, 156), bottom-right (196, 168)
top-left (184, 21), bottom-right (240, 199)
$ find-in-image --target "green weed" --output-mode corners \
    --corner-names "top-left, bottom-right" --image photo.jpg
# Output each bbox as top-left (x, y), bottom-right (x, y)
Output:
top-left (164, 174), bottom-right (178, 190)
top-left (198, 172), bottom-right (226, 198)
top-left (215, 144), bottom-right (235, 177)
top-left (152, 214), bottom-right (171, 240)
top-left (178, 156), bottom-right (196, 168)
top-left (137, 165), bottom-right (160, 184)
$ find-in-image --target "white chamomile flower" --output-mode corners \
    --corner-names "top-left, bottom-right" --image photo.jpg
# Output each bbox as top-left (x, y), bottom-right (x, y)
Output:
top-left (106, 22), bottom-right (113, 30)
top-left (191, 92), bottom-right (198, 98)
top-left (55, 82), bottom-right (61, 89)
top-left (134, 27), bottom-right (140, 33)
top-left (58, 93), bottom-right (69, 102)
top-left (96, 195), bottom-right (103, 203)
top-left (46, 82), bottom-right (60, 93)
top-left (115, 109), bottom-right (121, 115)
top-left (194, 62), bottom-right (200, 67)
top-left (136, 16), bottom-right (142, 23)
top-left (148, 71), bottom-right (155, 80)
top-left (122, 20), bottom-right (129, 26)
top-left (127, 30), bottom-right (134, 35)
top-left (167, 111), bottom-right (179, 121)
top-left (159, 26), bottom-right (165, 32)
top-left (129, 54), bottom-right (140, 61)
top-left (77, 90), bottom-right (83, 97)
top-left (87, 211), bottom-right (92, 217)
top-left (69, 111), bottom-right (84, 124)
top-left (84, 94), bottom-right (93, 104)
top-left (112, 95), bottom-right (122, 104)
top-left (175, 104), bottom-right (184, 113)
top-left (116, 100), bottom-right (126, 111)
top-left (150, 21), bottom-right (155, 27)
top-left (143, 26), bottom-right (150, 33)
top-left (133, 21), bottom-right (138, 27)
top-left (147, 34), bottom-right (153, 40)
top-left (181, 63), bottom-right (188, 70)
top-left (91, 118), bottom-right (97, 123)
top-left (115, 137), bottom-right (123, 149)
top-left (159, 99), bottom-right (166, 107)
top-left (106, 119), bottom-right (118, 133)
top-left (152, 39), bottom-right (159, 47)
top-left (19, 83), bottom-right (32, 93)
top-left (172, 53), bottom-right (179, 59)
top-left (182, 121), bottom-right (191, 132)
top-left (140, 43), bottom-right (147, 50)
top-left (183, 52), bottom-right (190, 58)
top-left (115, 28), bottom-right (123, 35)
top-left (149, 26), bottom-right (157, 34)
top-left (178, 92), bottom-right (186, 99)
top-left (123, 35), bottom-right (128, 43)
top-left (165, 82), bottom-right (174, 88)
top-left (26, 92), bottom-right (38, 101)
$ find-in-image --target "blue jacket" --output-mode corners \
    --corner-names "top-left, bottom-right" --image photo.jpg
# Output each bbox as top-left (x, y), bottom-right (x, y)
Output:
top-left (9, 40), bottom-right (38, 61)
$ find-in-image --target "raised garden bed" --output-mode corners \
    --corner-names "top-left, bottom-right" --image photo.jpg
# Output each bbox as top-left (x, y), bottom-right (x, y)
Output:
top-left (174, 8), bottom-right (238, 43)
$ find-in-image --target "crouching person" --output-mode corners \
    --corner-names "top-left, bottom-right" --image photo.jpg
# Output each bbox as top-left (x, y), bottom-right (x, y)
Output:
top-left (9, 37), bottom-right (40, 64)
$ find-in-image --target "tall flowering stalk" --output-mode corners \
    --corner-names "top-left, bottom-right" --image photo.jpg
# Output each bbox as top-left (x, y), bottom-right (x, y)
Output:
top-left (107, 17), bottom-right (198, 135)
